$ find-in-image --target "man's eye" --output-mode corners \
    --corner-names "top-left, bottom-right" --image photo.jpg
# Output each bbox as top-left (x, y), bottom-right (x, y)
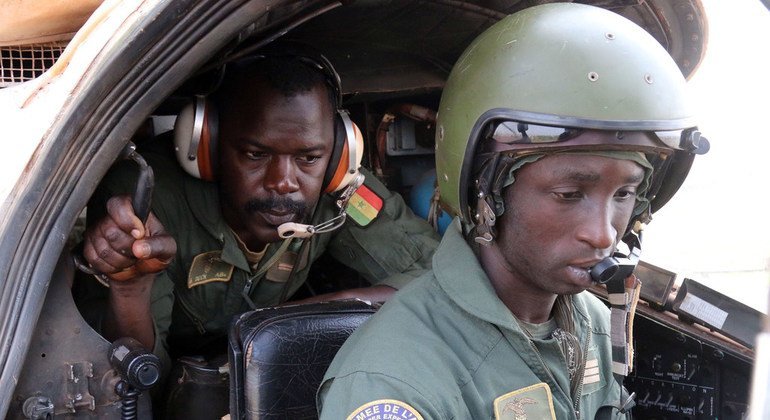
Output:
top-left (615, 189), bottom-right (637, 200)
top-left (246, 151), bottom-right (267, 160)
top-left (297, 155), bottom-right (321, 164)
top-left (554, 191), bottom-right (583, 200)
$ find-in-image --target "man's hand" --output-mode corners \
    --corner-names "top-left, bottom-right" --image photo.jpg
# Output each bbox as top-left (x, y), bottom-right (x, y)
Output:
top-left (83, 195), bottom-right (176, 282)
top-left (83, 194), bottom-right (176, 350)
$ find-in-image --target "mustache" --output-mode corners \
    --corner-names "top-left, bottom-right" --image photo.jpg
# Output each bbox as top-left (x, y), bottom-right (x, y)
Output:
top-left (244, 197), bottom-right (307, 215)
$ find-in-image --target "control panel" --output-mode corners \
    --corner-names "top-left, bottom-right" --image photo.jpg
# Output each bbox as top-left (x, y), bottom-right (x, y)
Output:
top-left (625, 309), bottom-right (752, 419)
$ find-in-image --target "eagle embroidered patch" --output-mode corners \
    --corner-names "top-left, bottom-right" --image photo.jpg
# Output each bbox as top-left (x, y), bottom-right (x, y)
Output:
top-left (494, 383), bottom-right (556, 420)
top-left (346, 184), bottom-right (383, 226)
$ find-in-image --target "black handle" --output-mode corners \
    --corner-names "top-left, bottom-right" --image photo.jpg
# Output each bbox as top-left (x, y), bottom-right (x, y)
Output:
top-left (73, 143), bottom-right (155, 278)
top-left (118, 142), bottom-right (154, 224)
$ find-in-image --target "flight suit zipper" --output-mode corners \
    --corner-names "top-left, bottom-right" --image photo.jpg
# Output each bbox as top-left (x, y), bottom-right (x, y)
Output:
top-left (523, 340), bottom-right (577, 419)
top-left (241, 274), bottom-right (258, 309)
top-left (177, 294), bottom-right (207, 335)
top-left (520, 320), bottom-right (591, 419)
top-left (240, 238), bottom-right (294, 310)
top-left (571, 327), bottom-right (592, 419)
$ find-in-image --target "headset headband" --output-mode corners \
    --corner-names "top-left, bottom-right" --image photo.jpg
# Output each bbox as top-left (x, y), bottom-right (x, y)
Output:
top-left (236, 42), bottom-right (343, 108)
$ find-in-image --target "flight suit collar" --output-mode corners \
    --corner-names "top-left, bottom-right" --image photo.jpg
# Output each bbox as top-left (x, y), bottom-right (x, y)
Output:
top-left (433, 220), bottom-right (521, 331)
top-left (182, 176), bottom-right (251, 272)
top-left (433, 219), bottom-right (592, 334)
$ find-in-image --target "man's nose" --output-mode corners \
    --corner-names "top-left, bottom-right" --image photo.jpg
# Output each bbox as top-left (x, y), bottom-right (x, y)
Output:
top-left (576, 203), bottom-right (616, 251)
top-left (264, 157), bottom-right (300, 194)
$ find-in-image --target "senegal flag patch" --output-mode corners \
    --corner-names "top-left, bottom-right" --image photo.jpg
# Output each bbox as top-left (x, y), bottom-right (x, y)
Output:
top-left (346, 184), bottom-right (383, 227)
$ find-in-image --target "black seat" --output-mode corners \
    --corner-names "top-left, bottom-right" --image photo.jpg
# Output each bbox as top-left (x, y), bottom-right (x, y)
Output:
top-left (228, 299), bottom-right (379, 419)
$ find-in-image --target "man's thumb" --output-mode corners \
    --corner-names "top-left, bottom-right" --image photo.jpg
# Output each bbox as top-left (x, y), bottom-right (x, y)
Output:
top-left (133, 240), bottom-right (152, 259)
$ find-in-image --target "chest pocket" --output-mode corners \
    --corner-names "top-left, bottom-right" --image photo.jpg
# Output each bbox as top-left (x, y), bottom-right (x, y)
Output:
top-left (174, 251), bottom-right (239, 336)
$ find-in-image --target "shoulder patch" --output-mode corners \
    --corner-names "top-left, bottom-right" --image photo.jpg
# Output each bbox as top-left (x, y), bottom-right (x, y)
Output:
top-left (494, 383), bottom-right (556, 420)
top-left (188, 251), bottom-right (234, 288)
top-left (346, 399), bottom-right (423, 420)
top-left (346, 184), bottom-right (383, 227)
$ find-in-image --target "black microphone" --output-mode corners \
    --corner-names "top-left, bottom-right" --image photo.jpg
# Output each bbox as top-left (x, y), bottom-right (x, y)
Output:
top-left (108, 337), bottom-right (161, 391)
top-left (589, 230), bottom-right (642, 284)
top-left (589, 245), bottom-right (641, 284)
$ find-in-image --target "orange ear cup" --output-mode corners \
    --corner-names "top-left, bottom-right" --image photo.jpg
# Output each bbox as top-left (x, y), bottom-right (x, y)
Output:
top-left (324, 137), bottom-right (351, 193)
top-left (174, 97), bottom-right (218, 181)
top-left (197, 106), bottom-right (216, 181)
top-left (323, 119), bottom-right (363, 193)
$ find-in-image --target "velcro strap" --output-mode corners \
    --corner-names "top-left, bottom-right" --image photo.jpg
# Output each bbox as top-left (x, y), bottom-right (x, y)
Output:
top-left (612, 362), bottom-right (629, 377)
top-left (608, 292), bottom-right (628, 306)
top-left (609, 275), bottom-right (642, 379)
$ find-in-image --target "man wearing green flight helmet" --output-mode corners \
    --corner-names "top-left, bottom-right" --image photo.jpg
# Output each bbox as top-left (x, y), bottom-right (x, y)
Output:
top-left (317, 3), bottom-right (709, 419)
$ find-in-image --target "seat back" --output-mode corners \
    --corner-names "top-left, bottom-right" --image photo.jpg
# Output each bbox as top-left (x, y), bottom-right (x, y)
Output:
top-left (228, 299), bottom-right (379, 419)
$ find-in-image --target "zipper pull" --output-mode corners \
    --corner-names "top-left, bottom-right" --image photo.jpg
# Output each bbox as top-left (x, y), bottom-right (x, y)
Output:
top-left (242, 276), bottom-right (257, 310)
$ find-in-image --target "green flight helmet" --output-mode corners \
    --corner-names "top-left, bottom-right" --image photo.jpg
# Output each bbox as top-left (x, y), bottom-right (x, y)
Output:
top-left (435, 3), bottom-right (709, 225)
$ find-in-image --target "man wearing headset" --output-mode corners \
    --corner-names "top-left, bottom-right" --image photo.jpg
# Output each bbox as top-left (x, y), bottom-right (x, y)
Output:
top-left (318, 4), bottom-right (709, 419)
top-left (80, 46), bottom-right (440, 373)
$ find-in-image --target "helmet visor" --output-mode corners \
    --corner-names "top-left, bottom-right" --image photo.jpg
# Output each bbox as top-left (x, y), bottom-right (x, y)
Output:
top-left (489, 121), bottom-right (709, 155)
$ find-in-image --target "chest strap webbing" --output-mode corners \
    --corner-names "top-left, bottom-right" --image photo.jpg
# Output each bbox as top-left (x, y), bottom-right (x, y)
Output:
top-left (607, 274), bottom-right (642, 415)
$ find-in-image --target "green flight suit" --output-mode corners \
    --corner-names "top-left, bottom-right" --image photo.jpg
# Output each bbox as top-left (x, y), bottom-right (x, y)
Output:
top-left (85, 136), bottom-right (440, 368)
top-left (318, 220), bottom-right (627, 420)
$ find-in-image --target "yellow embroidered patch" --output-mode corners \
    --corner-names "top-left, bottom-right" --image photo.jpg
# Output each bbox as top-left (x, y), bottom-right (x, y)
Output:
top-left (494, 383), bottom-right (556, 420)
top-left (187, 251), bottom-right (234, 288)
top-left (346, 399), bottom-right (423, 420)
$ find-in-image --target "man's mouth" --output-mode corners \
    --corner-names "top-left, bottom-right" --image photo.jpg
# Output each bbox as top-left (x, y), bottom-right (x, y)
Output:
top-left (569, 259), bottom-right (607, 283)
top-left (258, 209), bottom-right (300, 227)
top-left (572, 259), bottom-right (604, 270)
top-left (244, 198), bottom-right (307, 227)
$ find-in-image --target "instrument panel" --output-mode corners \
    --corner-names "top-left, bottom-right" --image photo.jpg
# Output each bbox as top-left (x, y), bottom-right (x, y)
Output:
top-left (626, 311), bottom-right (752, 419)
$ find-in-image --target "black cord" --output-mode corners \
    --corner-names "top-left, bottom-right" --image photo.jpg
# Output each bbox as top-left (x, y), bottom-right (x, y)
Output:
top-left (115, 380), bottom-right (141, 420)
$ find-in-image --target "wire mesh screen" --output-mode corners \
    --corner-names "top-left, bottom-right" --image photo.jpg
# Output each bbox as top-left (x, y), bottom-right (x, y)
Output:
top-left (1, 42), bottom-right (67, 87)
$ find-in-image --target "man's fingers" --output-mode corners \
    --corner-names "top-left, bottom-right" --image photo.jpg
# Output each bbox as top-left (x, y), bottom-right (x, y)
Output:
top-left (84, 196), bottom-right (174, 280)
top-left (144, 211), bottom-right (168, 238)
top-left (97, 220), bottom-right (137, 254)
top-left (82, 235), bottom-right (134, 273)
top-left (132, 235), bottom-right (177, 262)
top-left (106, 195), bottom-right (145, 238)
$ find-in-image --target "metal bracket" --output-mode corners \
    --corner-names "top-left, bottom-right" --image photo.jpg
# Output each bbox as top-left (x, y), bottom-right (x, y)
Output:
top-left (64, 362), bottom-right (96, 413)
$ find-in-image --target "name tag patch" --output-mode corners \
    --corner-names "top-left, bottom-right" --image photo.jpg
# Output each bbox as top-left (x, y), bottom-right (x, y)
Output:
top-left (494, 383), bottom-right (556, 420)
top-left (346, 399), bottom-right (423, 420)
top-left (188, 251), bottom-right (234, 288)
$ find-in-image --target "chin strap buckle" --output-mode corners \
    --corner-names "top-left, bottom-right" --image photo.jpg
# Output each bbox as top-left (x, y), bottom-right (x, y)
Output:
top-left (473, 195), bottom-right (496, 245)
